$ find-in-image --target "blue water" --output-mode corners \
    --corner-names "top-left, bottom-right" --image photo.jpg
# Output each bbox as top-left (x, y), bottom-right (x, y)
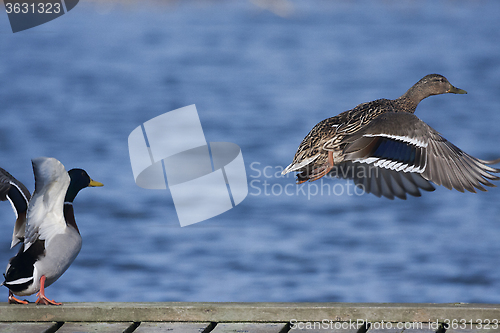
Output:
top-left (1, 0), bottom-right (500, 303)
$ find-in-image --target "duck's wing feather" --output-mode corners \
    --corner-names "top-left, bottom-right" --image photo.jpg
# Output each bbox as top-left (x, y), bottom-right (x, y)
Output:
top-left (2, 239), bottom-right (45, 291)
top-left (283, 155), bottom-right (320, 174)
top-left (0, 167), bottom-right (31, 248)
top-left (341, 112), bottom-right (500, 195)
top-left (24, 157), bottom-right (70, 251)
top-left (333, 161), bottom-right (435, 200)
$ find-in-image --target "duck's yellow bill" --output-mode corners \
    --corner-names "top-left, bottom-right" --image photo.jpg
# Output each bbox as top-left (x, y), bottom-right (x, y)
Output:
top-left (89, 179), bottom-right (104, 187)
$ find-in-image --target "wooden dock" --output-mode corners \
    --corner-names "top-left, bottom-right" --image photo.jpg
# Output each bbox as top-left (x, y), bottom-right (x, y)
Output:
top-left (0, 302), bottom-right (499, 333)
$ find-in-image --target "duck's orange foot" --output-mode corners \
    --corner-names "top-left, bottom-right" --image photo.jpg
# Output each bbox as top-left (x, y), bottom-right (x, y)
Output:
top-left (34, 275), bottom-right (62, 305)
top-left (8, 291), bottom-right (29, 304)
top-left (296, 152), bottom-right (335, 184)
top-left (35, 294), bottom-right (62, 305)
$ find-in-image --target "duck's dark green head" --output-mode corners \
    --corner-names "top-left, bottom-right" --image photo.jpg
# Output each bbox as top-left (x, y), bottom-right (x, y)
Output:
top-left (417, 74), bottom-right (467, 96)
top-left (65, 168), bottom-right (103, 203)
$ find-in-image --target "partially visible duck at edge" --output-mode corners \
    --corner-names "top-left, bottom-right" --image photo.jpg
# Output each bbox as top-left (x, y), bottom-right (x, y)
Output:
top-left (0, 157), bottom-right (103, 305)
top-left (283, 74), bottom-right (500, 199)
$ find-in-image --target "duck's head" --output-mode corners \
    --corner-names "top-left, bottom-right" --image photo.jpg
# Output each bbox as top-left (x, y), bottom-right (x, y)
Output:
top-left (416, 74), bottom-right (467, 96)
top-left (65, 169), bottom-right (103, 203)
top-left (401, 74), bottom-right (467, 108)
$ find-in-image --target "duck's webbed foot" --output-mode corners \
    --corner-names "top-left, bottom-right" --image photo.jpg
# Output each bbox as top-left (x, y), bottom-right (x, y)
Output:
top-left (8, 290), bottom-right (29, 304)
top-left (35, 275), bottom-right (62, 306)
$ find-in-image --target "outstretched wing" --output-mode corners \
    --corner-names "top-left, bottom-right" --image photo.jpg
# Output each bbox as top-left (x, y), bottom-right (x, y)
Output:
top-left (0, 167), bottom-right (31, 248)
top-left (24, 157), bottom-right (70, 251)
top-left (334, 161), bottom-right (435, 200)
top-left (340, 112), bottom-right (500, 198)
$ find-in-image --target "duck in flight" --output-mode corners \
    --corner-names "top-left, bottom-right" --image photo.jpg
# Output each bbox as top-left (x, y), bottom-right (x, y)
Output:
top-left (1, 157), bottom-right (102, 305)
top-left (283, 74), bottom-right (500, 199)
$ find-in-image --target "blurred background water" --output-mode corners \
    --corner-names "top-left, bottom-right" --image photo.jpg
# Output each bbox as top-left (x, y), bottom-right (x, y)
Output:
top-left (0, 0), bottom-right (500, 303)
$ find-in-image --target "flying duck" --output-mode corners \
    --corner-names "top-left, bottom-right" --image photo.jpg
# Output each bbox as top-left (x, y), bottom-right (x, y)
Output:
top-left (1, 157), bottom-right (103, 305)
top-left (283, 74), bottom-right (500, 199)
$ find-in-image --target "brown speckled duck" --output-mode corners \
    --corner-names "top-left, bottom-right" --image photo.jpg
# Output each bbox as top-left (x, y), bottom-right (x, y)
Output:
top-left (283, 74), bottom-right (500, 199)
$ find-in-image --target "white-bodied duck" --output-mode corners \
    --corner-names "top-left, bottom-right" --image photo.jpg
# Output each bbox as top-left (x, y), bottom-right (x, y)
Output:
top-left (0, 157), bottom-right (102, 305)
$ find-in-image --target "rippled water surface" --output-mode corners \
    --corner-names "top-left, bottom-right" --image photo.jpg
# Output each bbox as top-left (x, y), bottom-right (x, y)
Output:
top-left (1, 0), bottom-right (500, 303)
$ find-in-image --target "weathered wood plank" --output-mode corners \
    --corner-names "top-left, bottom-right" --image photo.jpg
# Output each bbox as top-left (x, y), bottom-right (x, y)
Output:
top-left (134, 322), bottom-right (212, 333)
top-left (0, 322), bottom-right (59, 333)
top-left (56, 322), bottom-right (135, 333)
top-left (367, 328), bottom-right (404, 333)
top-left (211, 323), bottom-right (287, 333)
top-left (368, 323), bottom-right (435, 333)
top-left (0, 303), bottom-right (499, 323)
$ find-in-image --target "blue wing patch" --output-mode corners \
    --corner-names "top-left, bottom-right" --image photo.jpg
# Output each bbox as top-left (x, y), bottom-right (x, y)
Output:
top-left (373, 138), bottom-right (416, 164)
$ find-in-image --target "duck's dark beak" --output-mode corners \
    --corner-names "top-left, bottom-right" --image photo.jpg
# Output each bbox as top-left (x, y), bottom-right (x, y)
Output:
top-left (448, 85), bottom-right (467, 94)
top-left (89, 179), bottom-right (104, 187)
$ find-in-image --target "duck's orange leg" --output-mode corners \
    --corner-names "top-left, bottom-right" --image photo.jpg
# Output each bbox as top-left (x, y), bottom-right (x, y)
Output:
top-left (300, 152), bottom-right (335, 183)
top-left (8, 290), bottom-right (29, 304)
top-left (35, 275), bottom-right (62, 305)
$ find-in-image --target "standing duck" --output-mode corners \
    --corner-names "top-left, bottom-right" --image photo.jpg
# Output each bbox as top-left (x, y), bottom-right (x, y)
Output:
top-left (1, 157), bottom-right (103, 305)
top-left (283, 74), bottom-right (500, 199)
